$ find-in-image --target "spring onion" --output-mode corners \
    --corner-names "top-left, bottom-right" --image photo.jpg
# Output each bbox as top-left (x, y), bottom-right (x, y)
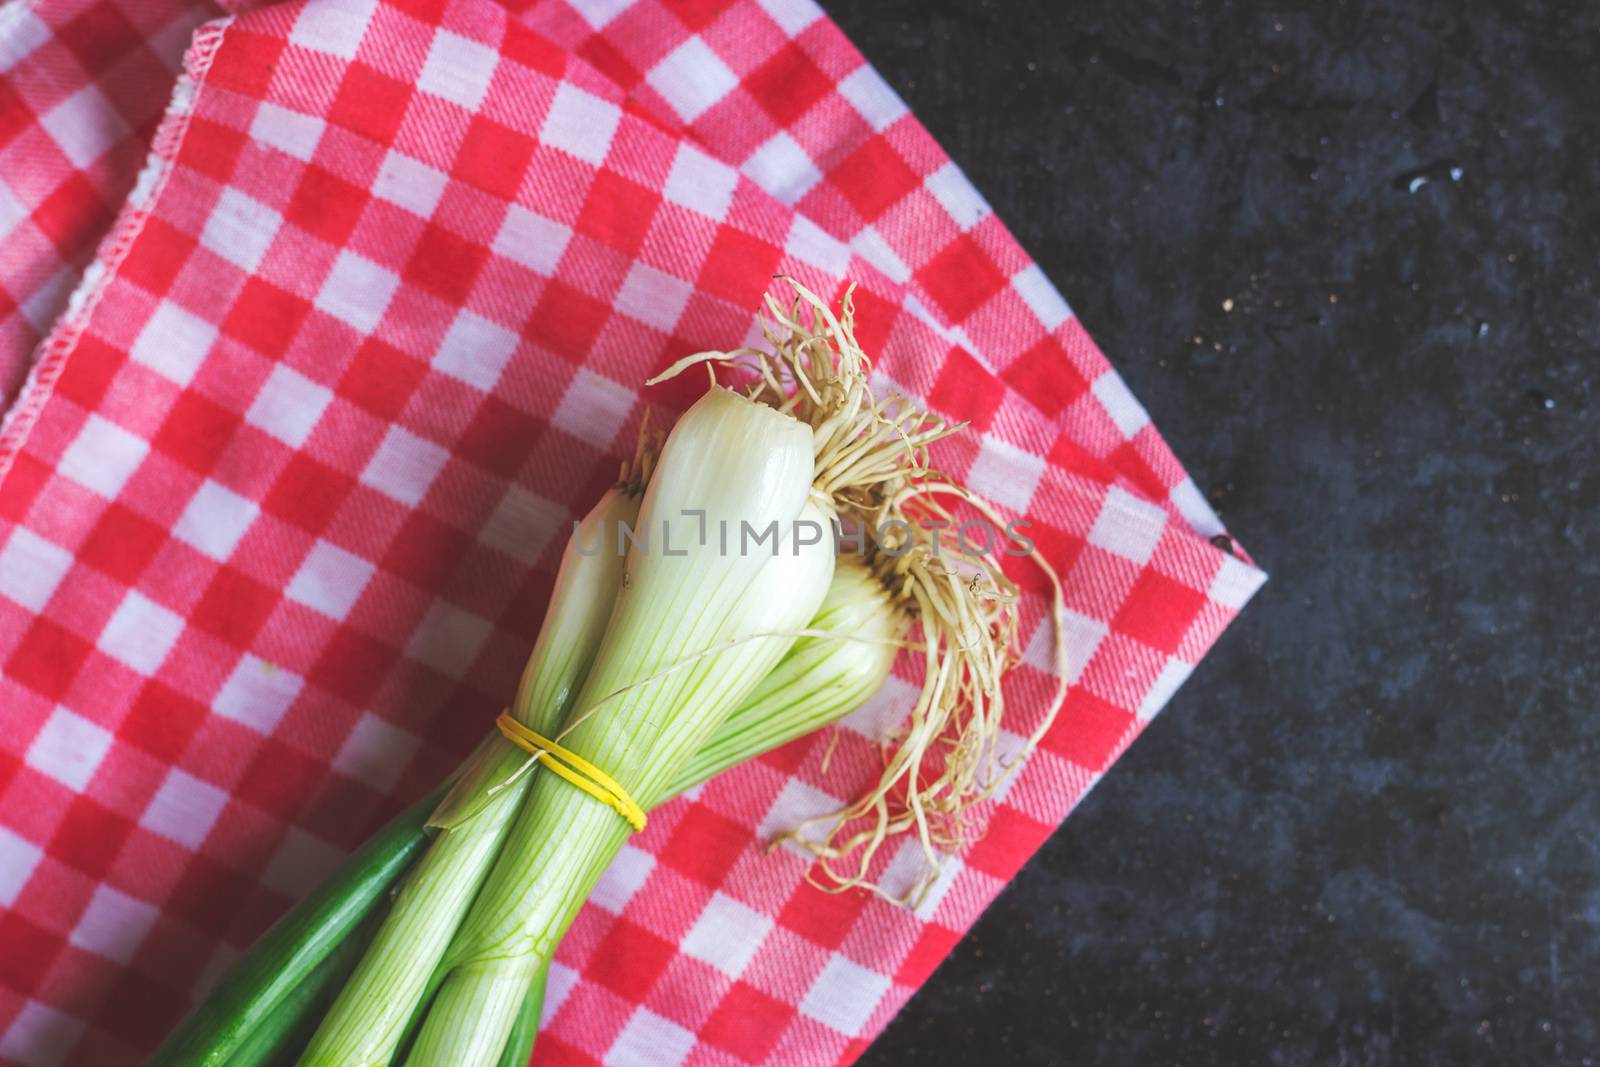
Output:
top-left (155, 281), bottom-right (1068, 1066)
top-left (297, 464), bottom-right (648, 1066)
top-left (670, 553), bottom-right (899, 795)
top-left (395, 388), bottom-right (833, 1067)
top-left (182, 555), bottom-right (895, 1067)
top-left (146, 785), bottom-right (443, 1067)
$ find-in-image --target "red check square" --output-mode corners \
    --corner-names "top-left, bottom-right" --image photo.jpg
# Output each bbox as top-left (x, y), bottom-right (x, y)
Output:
top-left (830, 137), bottom-right (917, 220)
top-left (119, 680), bottom-right (206, 764)
top-left (49, 795), bottom-right (134, 882)
top-left (7, 619), bottom-right (94, 705)
top-left (700, 980), bottom-right (795, 1062)
top-left (1113, 571), bottom-right (1207, 655)
top-left (587, 918), bottom-right (678, 1002)
top-left (78, 504), bottom-right (166, 586)
top-left (745, 43), bottom-right (832, 127)
top-left (405, 223), bottom-right (489, 304)
top-left (661, 804), bottom-right (755, 887)
top-left (918, 234), bottom-right (1006, 324)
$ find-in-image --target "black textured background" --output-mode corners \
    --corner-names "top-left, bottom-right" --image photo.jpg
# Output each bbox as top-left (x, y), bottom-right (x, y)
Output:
top-left (831, 2), bottom-right (1600, 1065)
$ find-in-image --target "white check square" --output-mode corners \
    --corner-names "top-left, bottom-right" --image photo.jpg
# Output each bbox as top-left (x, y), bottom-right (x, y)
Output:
top-left (925, 161), bottom-right (990, 229)
top-left (141, 768), bottom-right (229, 850)
top-left (785, 215), bottom-right (850, 276)
top-left (647, 37), bottom-right (737, 123)
top-left (614, 263), bottom-right (693, 333)
top-left (850, 226), bottom-right (910, 283)
top-left (405, 600), bottom-right (492, 678)
top-left (39, 85), bottom-right (128, 168)
top-left (543, 961), bottom-right (579, 1023)
top-left (199, 188), bottom-right (281, 274)
top-left (492, 204), bottom-right (572, 275)
top-left (840, 672), bottom-right (918, 741)
top-left (540, 83), bottom-right (621, 166)
top-left (662, 142), bottom-right (738, 220)
top-left (0, 528), bottom-right (73, 613)
top-left (965, 435), bottom-right (1046, 514)
top-left (26, 707), bottom-right (112, 793)
top-left (373, 150), bottom-right (449, 219)
top-left (359, 426), bottom-right (450, 507)
top-left (1209, 552), bottom-right (1266, 610)
top-left (1091, 370), bottom-right (1151, 437)
top-left (1170, 477), bottom-right (1225, 540)
top-left (213, 655), bottom-right (303, 734)
top-left (173, 480), bottom-right (259, 561)
top-left (799, 954), bottom-right (891, 1035)
top-left (1011, 263), bottom-right (1072, 331)
top-left (875, 836), bottom-right (964, 919)
top-left (0, 826), bottom-right (42, 907)
top-left (838, 64), bottom-right (909, 132)
top-left (315, 250), bottom-right (399, 334)
top-left (286, 540), bottom-right (375, 620)
top-left (0, 6), bottom-right (52, 71)
top-left (191, 945), bottom-right (242, 1001)
top-left (1139, 656), bottom-right (1196, 719)
top-left (1022, 606), bottom-right (1107, 684)
top-left (681, 892), bottom-right (773, 977)
top-left (0, 178), bottom-right (24, 235)
top-left (479, 485), bottom-right (566, 564)
top-left (432, 311), bottom-right (520, 391)
top-left (249, 101), bottom-right (324, 162)
top-left (759, 778), bottom-right (840, 848)
top-left (744, 131), bottom-right (822, 206)
top-left (418, 30), bottom-right (499, 110)
top-left (261, 826), bottom-right (346, 898)
top-left (130, 302), bottom-right (218, 386)
top-left (589, 843), bottom-right (655, 914)
top-left (757, 0), bottom-right (824, 34)
top-left (58, 415), bottom-right (149, 499)
top-left (333, 713), bottom-right (420, 791)
top-left (550, 370), bottom-right (634, 450)
top-left (20, 263), bottom-right (73, 334)
top-left (0, 1001), bottom-right (84, 1067)
top-left (569, 0), bottom-right (630, 28)
top-left (99, 590), bottom-right (184, 675)
top-left (607, 1009), bottom-right (695, 1067)
top-left (244, 364), bottom-right (334, 448)
top-left (69, 885), bottom-right (158, 965)
top-left (1087, 485), bottom-right (1168, 564)
top-left (904, 843), bottom-right (965, 920)
top-left (289, 0), bottom-right (375, 59)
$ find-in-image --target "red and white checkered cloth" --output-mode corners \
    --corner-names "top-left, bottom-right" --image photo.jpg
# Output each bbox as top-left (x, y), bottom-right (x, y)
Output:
top-left (0, 1), bottom-right (1265, 1064)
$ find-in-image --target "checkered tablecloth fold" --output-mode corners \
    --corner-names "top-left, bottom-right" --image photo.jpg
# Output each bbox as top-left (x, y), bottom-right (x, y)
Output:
top-left (0, 2), bottom-right (1263, 1065)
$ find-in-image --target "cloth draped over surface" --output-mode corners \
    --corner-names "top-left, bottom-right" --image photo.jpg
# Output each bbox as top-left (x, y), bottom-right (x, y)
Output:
top-left (0, 2), bottom-right (1264, 1064)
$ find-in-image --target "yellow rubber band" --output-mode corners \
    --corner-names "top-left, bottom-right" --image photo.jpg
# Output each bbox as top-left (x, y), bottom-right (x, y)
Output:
top-left (495, 712), bottom-right (646, 832)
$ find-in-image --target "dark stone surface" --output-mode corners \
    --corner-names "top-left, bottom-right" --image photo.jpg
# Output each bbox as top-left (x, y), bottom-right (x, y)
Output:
top-left (831, 2), bottom-right (1600, 1064)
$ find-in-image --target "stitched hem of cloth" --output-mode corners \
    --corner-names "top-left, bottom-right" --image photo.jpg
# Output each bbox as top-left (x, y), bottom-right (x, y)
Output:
top-left (0, 16), bottom-right (234, 484)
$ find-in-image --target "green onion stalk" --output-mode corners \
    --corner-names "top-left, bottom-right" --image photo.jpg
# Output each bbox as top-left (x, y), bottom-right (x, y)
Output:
top-left (318, 281), bottom-right (1027, 1064)
top-left (299, 387), bottom-right (835, 1067)
top-left (156, 281), bottom-right (1064, 1066)
top-left (153, 549), bottom-right (898, 1067)
top-left (397, 277), bottom-right (992, 1064)
top-left (293, 452), bottom-right (650, 1065)
top-left (487, 555), bottom-right (901, 1067)
top-left (398, 389), bottom-right (837, 1067)
top-left (670, 555), bottom-right (899, 794)
top-left (146, 787), bottom-right (445, 1067)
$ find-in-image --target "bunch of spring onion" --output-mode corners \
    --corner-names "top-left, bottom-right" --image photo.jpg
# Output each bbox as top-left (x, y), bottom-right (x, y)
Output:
top-left (150, 281), bottom-right (1066, 1067)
